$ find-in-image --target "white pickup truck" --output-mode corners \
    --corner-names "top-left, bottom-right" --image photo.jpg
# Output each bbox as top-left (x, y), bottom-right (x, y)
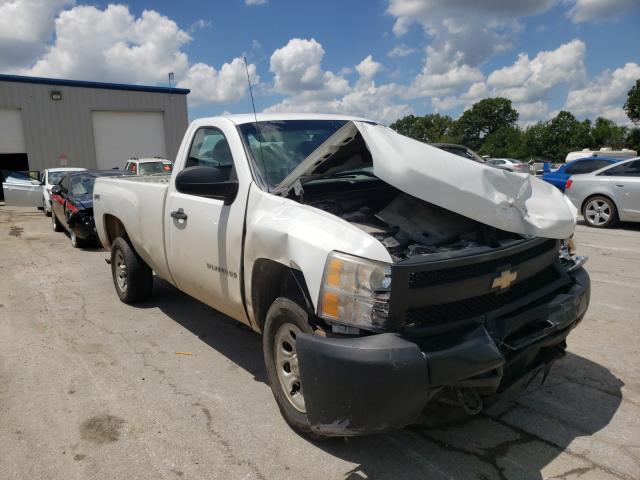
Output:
top-left (94, 113), bottom-right (590, 437)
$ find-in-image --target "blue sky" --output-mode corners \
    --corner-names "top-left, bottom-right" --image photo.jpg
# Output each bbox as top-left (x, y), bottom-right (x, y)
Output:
top-left (1, 0), bottom-right (639, 124)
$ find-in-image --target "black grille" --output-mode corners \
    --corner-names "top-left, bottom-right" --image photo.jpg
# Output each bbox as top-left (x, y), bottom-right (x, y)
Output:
top-left (406, 266), bottom-right (560, 327)
top-left (409, 239), bottom-right (557, 289)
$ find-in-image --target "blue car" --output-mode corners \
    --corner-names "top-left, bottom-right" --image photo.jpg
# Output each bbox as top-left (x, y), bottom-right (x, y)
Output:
top-left (542, 156), bottom-right (621, 191)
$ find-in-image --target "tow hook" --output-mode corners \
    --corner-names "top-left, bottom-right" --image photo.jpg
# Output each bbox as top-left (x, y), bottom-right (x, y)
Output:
top-left (455, 388), bottom-right (483, 415)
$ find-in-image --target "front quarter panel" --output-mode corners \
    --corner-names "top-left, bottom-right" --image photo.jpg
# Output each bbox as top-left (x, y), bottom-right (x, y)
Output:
top-left (244, 185), bottom-right (392, 326)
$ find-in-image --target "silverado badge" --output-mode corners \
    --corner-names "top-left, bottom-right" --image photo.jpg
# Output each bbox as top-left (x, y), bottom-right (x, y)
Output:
top-left (492, 269), bottom-right (518, 291)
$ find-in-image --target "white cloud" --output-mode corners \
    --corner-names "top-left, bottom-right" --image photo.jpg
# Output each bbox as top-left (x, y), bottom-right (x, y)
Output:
top-left (245, 0), bottom-right (267, 5)
top-left (10, 4), bottom-right (255, 105)
top-left (564, 62), bottom-right (640, 123)
top-left (486, 39), bottom-right (586, 103)
top-left (24, 5), bottom-right (191, 84)
top-left (269, 38), bottom-right (349, 98)
top-left (567, 0), bottom-right (638, 23)
top-left (355, 55), bottom-right (382, 82)
top-left (0, 0), bottom-right (73, 69)
top-left (265, 42), bottom-right (409, 124)
top-left (178, 58), bottom-right (258, 106)
top-left (407, 63), bottom-right (484, 98)
top-left (387, 44), bottom-right (415, 58)
top-left (189, 19), bottom-right (211, 33)
top-left (387, 0), bottom-right (556, 72)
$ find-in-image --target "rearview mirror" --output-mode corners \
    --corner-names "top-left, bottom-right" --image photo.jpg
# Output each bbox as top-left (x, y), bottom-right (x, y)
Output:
top-left (175, 166), bottom-right (239, 205)
top-left (51, 185), bottom-right (61, 195)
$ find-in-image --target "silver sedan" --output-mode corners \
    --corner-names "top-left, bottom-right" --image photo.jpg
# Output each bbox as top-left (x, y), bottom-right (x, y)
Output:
top-left (485, 158), bottom-right (532, 174)
top-left (565, 157), bottom-right (640, 228)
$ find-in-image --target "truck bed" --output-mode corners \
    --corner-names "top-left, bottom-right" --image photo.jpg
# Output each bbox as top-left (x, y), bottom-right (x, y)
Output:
top-left (94, 174), bottom-right (173, 282)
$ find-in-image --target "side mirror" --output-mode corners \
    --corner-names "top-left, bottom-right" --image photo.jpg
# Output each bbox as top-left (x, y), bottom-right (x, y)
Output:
top-left (51, 185), bottom-right (61, 195)
top-left (175, 166), bottom-right (239, 205)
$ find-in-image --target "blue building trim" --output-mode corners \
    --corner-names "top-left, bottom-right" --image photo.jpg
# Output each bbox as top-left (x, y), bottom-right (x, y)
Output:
top-left (0, 73), bottom-right (190, 95)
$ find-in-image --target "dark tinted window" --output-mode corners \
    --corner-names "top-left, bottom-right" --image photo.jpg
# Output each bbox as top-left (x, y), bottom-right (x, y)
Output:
top-left (625, 160), bottom-right (640, 176)
top-left (565, 160), bottom-right (611, 174)
top-left (599, 163), bottom-right (628, 176)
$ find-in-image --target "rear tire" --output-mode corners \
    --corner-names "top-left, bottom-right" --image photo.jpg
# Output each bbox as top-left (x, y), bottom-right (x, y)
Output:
top-left (110, 237), bottom-right (153, 303)
top-left (70, 230), bottom-right (84, 248)
top-left (263, 297), bottom-right (315, 436)
top-left (52, 211), bottom-right (63, 232)
top-left (582, 195), bottom-right (618, 228)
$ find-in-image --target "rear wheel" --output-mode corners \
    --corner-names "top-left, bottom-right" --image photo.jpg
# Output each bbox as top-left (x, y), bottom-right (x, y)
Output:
top-left (70, 230), bottom-right (84, 248)
top-left (263, 297), bottom-right (314, 435)
top-left (582, 196), bottom-right (618, 228)
top-left (52, 211), bottom-right (63, 232)
top-left (110, 237), bottom-right (153, 303)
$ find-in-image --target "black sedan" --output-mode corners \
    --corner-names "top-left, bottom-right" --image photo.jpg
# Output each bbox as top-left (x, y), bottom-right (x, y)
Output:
top-left (50, 170), bottom-right (127, 247)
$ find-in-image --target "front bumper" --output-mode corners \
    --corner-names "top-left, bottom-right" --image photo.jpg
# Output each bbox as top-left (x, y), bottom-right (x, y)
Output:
top-left (297, 268), bottom-right (590, 436)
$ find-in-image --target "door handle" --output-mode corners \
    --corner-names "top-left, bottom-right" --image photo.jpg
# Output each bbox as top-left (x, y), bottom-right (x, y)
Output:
top-left (615, 184), bottom-right (625, 187)
top-left (171, 209), bottom-right (188, 221)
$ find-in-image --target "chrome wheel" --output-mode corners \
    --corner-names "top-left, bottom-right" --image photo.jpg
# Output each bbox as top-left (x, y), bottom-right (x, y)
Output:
top-left (115, 249), bottom-right (127, 292)
top-left (70, 230), bottom-right (78, 247)
top-left (274, 323), bottom-right (305, 413)
top-left (585, 198), bottom-right (612, 226)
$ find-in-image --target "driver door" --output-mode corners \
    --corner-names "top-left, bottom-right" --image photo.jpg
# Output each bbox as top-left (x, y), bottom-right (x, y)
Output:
top-left (2, 171), bottom-right (43, 207)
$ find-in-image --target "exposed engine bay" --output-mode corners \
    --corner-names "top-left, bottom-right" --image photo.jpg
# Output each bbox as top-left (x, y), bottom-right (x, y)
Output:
top-left (296, 182), bottom-right (523, 262)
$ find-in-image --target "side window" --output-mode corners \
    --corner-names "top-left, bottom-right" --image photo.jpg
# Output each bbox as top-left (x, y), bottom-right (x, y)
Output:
top-left (599, 163), bottom-right (628, 176)
top-left (565, 160), bottom-right (608, 174)
top-left (186, 127), bottom-right (235, 181)
top-left (625, 160), bottom-right (640, 177)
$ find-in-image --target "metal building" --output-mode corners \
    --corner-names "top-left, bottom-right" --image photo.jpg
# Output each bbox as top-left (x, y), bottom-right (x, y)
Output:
top-left (0, 74), bottom-right (189, 173)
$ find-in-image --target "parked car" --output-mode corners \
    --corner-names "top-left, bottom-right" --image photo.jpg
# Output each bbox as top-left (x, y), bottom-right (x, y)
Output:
top-left (124, 157), bottom-right (173, 175)
top-left (565, 157), bottom-right (640, 228)
top-left (485, 158), bottom-right (531, 174)
top-left (1, 170), bottom-right (42, 205)
top-left (430, 143), bottom-right (485, 163)
top-left (41, 167), bottom-right (86, 216)
top-left (542, 156), bottom-right (621, 191)
top-left (51, 170), bottom-right (127, 247)
top-left (93, 114), bottom-right (589, 437)
top-left (565, 148), bottom-right (636, 162)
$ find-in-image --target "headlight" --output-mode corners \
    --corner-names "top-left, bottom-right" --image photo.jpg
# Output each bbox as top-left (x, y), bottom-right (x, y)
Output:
top-left (318, 251), bottom-right (392, 331)
top-left (560, 238), bottom-right (588, 272)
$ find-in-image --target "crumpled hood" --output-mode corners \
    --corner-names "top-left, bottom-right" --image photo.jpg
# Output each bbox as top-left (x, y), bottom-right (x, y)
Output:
top-left (275, 121), bottom-right (577, 239)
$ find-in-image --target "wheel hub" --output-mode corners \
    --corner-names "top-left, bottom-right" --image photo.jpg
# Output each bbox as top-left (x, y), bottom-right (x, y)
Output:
top-left (274, 323), bottom-right (305, 413)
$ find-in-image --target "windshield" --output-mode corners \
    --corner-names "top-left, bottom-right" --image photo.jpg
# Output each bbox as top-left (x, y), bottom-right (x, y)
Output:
top-left (70, 175), bottom-right (95, 196)
top-left (238, 120), bottom-right (348, 188)
top-left (138, 162), bottom-right (173, 175)
top-left (48, 171), bottom-right (68, 185)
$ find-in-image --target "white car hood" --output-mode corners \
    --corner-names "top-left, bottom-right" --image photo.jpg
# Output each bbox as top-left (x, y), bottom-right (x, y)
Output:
top-left (274, 121), bottom-right (577, 239)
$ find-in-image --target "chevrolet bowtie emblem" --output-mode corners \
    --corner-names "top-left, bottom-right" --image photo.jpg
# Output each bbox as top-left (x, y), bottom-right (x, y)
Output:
top-left (492, 269), bottom-right (518, 290)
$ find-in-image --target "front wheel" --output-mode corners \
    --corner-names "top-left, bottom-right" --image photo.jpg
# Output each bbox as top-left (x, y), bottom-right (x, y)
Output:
top-left (583, 196), bottom-right (618, 228)
top-left (44, 198), bottom-right (51, 217)
top-left (70, 230), bottom-right (84, 248)
top-left (52, 211), bottom-right (63, 232)
top-left (110, 237), bottom-right (153, 303)
top-left (263, 297), bottom-right (314, 436)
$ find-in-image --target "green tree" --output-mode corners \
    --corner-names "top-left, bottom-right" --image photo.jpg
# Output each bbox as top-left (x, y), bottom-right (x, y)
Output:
top-left (624, 79), bottom-right (640, 124)
top-left (521, 112), bottom-right (592, 162)
top-left (390, 113), bottom-right (454, 143)
top-left (478, 126), bottom-right (525, 158)
top-left (591, 117), bottom-right (627, 149)
top-left (450, 97), bottom-right (518, 150)
top-left (626, 128), bottom-right (640, 153)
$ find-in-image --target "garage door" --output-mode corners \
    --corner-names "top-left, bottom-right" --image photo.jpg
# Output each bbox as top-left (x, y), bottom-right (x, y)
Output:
top-left (92, 111), bottom-right (167, 170)
top-left (0, 109), bottom-right (26, 154)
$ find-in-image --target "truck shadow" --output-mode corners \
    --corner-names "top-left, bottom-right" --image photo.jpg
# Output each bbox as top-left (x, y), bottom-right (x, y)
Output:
top-left (138, 279), bottom-right (624, 480)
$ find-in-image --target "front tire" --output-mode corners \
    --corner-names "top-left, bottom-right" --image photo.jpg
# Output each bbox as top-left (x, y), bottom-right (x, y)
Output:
top-left (582, 196), bottom-right (618, 228)
top-left (52, 211), bottom-right (63, 232)
top-left (263, 297), bottom-right (314, 436)
top-left (44, 198), bottom-right (51, 217)
top-left (110, 237), bottom-right (153, 303)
